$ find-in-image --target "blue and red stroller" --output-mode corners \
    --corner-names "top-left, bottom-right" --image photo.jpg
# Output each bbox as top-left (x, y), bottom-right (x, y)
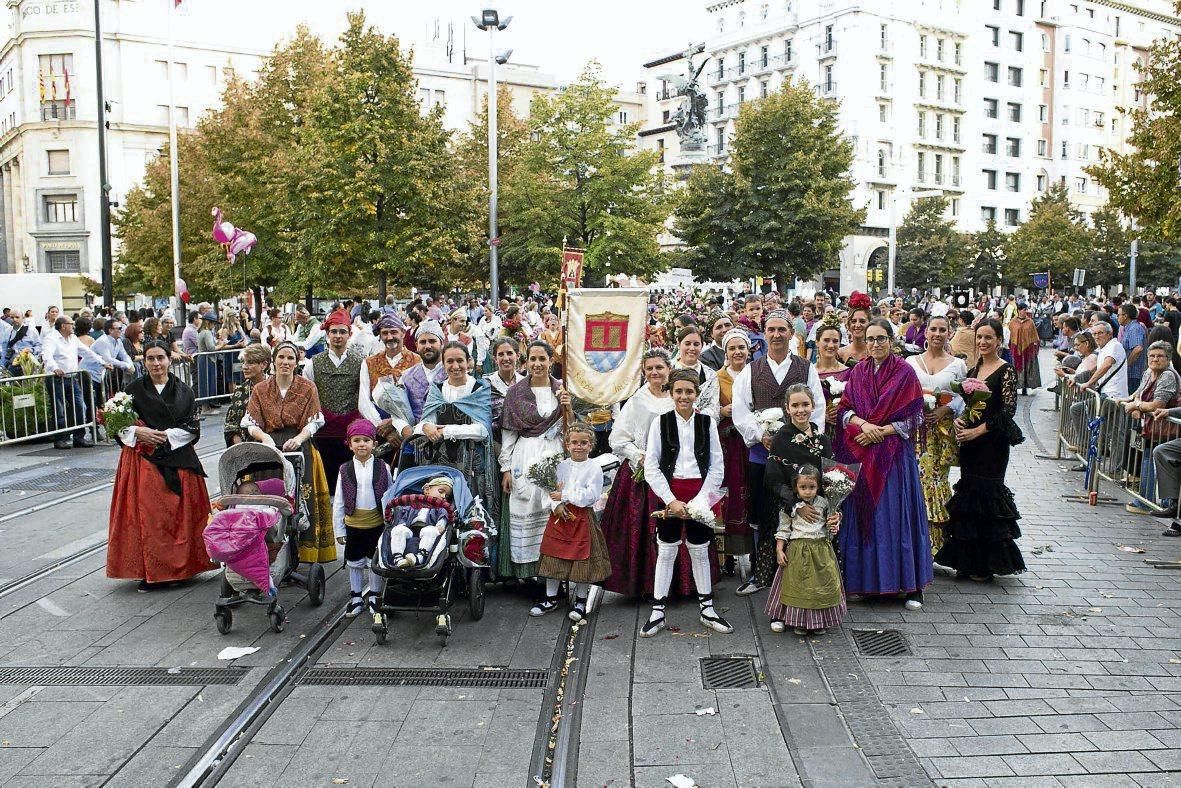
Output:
top-left (371, 465), bottom-right (492, 646)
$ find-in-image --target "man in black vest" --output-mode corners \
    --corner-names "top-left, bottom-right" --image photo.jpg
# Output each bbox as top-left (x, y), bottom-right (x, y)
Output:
top-left (730, 310), bottom-right (825, 595)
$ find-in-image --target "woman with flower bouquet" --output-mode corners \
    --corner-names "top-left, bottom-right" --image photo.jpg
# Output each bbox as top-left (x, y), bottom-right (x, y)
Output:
top-left (499, 341), bottom-right (568, 583)
top-left (107, 340), bottom-right (214, 591)
top-left (935, 318), bottom-right (1026, 580)
top-left (905, 315), bottom-right (967, 553)
top-left (763, 384), bottom-right (843, 632)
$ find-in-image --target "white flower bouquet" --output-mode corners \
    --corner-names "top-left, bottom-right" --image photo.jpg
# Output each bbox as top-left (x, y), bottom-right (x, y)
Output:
top-left (754, 407), bottom-right (785, 437)
top-left (99, 391), bottom-right (140, 436)
top-left (820, 459), bottom-right (860, 511)
top-left (654, 488), bottom-right (728, 533)
top-left (823, 378), bottom-right (846, 398)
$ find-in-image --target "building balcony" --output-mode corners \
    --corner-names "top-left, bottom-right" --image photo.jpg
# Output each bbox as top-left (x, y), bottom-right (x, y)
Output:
top-left (40, 104), bottom-right (76, 122)
top-left (818, 40), bottom-right (838, 60)
top-left (815, 81), bottom-right (838, 99)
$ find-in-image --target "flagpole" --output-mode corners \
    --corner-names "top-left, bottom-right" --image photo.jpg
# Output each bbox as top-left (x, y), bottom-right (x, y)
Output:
top-left (93, 0), bottom-right (113, 306)
top-left (167, 0), bottom-right (183, 318)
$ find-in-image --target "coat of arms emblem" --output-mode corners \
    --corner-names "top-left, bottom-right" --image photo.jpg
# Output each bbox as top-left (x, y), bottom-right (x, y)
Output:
top-left (584, 312), bottom-right (629, 373)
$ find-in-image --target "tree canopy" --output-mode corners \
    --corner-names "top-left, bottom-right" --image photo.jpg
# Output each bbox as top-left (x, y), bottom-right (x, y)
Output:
top-left (1003, 184), bottom-right (1093, 290)
top-left (674, 78), bottom-right (864, 284)
top-left (894, 196), bottom-right (967, 291)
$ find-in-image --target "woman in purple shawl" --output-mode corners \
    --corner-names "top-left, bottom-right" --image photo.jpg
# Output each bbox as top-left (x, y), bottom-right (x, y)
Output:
top-left (836, 318), bottom-right (933, 610)
top-left (498, 341), bottom-right (568, 582)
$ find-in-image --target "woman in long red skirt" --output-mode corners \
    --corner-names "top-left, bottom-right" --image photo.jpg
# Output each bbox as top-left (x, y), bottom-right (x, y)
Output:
top-left (107, 341), bottom-right (213, 590)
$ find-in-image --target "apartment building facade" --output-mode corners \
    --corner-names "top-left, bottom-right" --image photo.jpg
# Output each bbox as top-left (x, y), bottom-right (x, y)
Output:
top-left (639, 0), bottom-right (1177, 293)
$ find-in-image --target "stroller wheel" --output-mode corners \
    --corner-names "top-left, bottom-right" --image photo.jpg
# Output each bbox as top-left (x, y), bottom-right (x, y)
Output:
top-left (467, 569), bottom-right (486, 621)
top-left (269, 604), bottom-right (286, 633)
top-left (214, 608), bottom-right (232, 635)
top-left (307, 564), bottom-right (326, 607)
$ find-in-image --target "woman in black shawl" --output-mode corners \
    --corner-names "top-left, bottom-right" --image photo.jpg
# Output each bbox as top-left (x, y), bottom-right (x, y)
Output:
top-left (107, 341), bottom-right (213, 590)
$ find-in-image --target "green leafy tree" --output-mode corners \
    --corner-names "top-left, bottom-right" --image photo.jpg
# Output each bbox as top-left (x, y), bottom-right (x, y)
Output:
top-left (498, 62), bottom-right (669, 288)
top-left (296, 13), bottom-right (473, 297)
top-left (962, 219), bottom-right (1007, 294)
top-left (1004, 184), bottom-right (1092, 289)
top-left (674, 77), bottom-right (864, 283)
top-left (1088, 4), bottom-right (1181, 237)
top-left (1089, 205), bottom-right (1132, 290)
top-left (894, 196), bottom-right (967, 290)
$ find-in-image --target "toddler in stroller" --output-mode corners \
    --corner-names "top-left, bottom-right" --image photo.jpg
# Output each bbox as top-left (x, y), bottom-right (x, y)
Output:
top-left (383, 476), bottom-right (455, 569)
top-left (208, 442), bottom-right (327, 634)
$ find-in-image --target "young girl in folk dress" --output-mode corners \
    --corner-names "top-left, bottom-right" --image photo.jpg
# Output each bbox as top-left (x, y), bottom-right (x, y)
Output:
top-left (774, 465), bottom-right (844, 636)
top-left (533, 423), bottom-right (612, 622)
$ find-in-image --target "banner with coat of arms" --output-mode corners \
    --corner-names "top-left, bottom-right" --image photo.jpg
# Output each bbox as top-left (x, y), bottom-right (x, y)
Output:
top-left (565, 288), bottom-right (649, 407)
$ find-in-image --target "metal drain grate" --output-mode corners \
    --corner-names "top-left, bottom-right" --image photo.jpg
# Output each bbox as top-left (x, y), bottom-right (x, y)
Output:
top-left (300, 667), bottom-right (550, 688)
top-left (1, 467), bottom-right (111, 492)
top-left (700, 656), bottom-right (759, 689)
top-left (0, 666), bottom-right (250, 686)
top-left (851, 629), bottom-right (911, 657)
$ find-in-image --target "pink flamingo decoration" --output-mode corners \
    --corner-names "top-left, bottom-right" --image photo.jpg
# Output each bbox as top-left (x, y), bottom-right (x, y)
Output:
top-left (211, 206), bottom-right (258, 264)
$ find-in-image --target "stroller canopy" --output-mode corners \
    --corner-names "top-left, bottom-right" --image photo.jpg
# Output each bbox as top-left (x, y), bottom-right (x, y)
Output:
top-left (218, 442), bottom-right (297, 498)
top-left (381, 465), bottom-right (475, 516)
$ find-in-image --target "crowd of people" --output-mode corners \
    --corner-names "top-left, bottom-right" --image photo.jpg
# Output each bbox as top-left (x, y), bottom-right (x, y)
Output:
top-left (3, 283), bottom-right (1179, 637)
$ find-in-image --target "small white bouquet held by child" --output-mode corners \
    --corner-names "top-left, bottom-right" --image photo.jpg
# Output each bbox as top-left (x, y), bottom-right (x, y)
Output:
top-left (820, 459), bottom-right (860, 513)
top-left (653, 487), bottom-right (728, 533)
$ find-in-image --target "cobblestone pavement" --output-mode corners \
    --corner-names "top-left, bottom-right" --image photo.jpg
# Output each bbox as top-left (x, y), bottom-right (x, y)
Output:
top-left (2, 354), bottom-right (1181, 786)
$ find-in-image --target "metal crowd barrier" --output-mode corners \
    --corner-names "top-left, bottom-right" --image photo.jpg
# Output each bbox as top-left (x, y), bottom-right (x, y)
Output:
top-left (1047, 379), bottom-right (1181, 514)
top-left (170, 349), bottom-right (239, 405)
top-left (0, 370), bottom-right (98, 447)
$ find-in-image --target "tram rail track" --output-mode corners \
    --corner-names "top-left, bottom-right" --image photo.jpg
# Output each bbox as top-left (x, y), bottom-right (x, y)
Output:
top-left (0, 444), bottom-right (229, 600)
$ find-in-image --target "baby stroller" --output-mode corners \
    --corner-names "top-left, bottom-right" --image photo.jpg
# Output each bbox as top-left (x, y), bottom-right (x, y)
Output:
top-left (209, 442), bottom-right (327, 634)
top-left (371, 465), bottom-right (492, 646)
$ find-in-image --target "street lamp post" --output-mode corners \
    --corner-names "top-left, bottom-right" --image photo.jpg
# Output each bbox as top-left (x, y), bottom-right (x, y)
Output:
top-left (94, 0), bottom-right (113, 306)
top-left (472, 9), bottom-right (512, 306)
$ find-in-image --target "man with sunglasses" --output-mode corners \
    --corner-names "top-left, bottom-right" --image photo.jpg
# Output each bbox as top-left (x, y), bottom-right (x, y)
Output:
top-left (42, 315), bottom-right (110, 449)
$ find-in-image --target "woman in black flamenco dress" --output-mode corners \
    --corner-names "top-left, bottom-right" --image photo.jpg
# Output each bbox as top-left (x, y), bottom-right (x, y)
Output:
top-left (934, 318), bottom-right (1026, 580)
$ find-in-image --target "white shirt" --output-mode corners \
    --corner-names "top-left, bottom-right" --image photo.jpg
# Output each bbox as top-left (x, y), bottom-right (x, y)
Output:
top-left (552, 457), bottom-right (603, 512)
top-left (331, 456), bottom-right (386, 539)
top-left (117, 381), bottom-right (199, 450)
top-left (643, 411), bottom-right (725, 511)
top-left (413, 376), bottom-right (488, 441)
top-left (1096, 339), bottom-right (1129, 399)
top-left (731, 353), bottom-right (825, 445)
top-left (357, 351), bottom-right (411, 433)
top-left (41, 330), bottom-right (104, 374)
top-left (609, 385), bottom-right (674, 467)
top-left (347, 327), bottom-right (381, 357)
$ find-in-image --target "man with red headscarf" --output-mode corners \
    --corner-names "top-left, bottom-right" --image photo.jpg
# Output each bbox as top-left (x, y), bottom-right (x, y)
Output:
top-left (303, 309), bottom-right (363, 492)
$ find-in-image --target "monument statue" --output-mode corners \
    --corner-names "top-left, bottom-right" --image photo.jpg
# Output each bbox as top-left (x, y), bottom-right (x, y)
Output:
top-left (659, 45), bottom-right (709, 154)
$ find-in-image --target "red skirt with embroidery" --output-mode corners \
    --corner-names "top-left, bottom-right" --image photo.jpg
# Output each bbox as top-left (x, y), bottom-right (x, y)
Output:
top-left (107, 448), bottom-right (214, 582)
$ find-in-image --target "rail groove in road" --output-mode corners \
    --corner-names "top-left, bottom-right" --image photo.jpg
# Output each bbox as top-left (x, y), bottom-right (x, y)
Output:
top-left (0, 444), bottom-right (228, 603)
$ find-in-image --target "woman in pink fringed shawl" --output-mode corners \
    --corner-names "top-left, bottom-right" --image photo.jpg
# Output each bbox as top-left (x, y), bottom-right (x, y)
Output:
top-left (836, 318), bottom-right (933, 610)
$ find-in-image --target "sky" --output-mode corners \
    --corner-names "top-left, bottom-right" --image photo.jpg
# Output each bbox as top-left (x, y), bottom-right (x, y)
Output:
top-left (263, 1), bottom-right (713, 87)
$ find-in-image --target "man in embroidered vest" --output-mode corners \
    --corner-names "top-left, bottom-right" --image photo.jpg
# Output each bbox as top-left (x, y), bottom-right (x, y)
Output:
top-left (729, 309), bottom-right (826, 595)
top-left (304, 309), bottom-right (363, 493)
top-left (401, 320), bottom-right (447, 422)
top-left (359, 314), bottom-right (419, 448)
